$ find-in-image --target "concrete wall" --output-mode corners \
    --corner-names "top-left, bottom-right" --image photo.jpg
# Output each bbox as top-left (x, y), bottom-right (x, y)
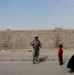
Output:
top-left (0, 28), bottom-right (74, 49)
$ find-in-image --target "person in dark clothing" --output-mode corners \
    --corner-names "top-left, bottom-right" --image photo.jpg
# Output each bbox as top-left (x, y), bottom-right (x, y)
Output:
top-left (58, 44), bottom-right (63, 65)
top-left (67, 54), bottom-right (74, 71)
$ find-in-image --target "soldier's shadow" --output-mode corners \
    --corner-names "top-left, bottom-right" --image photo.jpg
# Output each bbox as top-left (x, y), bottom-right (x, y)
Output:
top-left (39, 56), bottom-right (48, 63)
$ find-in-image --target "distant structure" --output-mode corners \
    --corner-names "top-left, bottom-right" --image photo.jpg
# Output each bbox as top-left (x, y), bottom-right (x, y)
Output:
top-left (0, 28), bottom-right (74, 50)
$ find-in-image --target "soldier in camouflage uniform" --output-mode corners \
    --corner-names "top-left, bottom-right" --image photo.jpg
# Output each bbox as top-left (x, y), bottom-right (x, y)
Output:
top-left (30, 35), bottom-right (42, 64)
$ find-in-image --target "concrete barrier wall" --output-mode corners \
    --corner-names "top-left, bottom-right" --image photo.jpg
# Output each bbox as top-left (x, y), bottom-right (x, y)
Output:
top-left (0, 28), bottom-right (74, 49)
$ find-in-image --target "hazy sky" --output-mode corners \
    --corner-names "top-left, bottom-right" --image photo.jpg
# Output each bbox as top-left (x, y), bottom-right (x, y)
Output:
top-left (0, 0), bottom-right (74, 30)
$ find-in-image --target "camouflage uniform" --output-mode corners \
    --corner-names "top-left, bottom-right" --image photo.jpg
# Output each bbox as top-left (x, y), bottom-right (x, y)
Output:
top-left (30, 37), bottom-right (41, 64)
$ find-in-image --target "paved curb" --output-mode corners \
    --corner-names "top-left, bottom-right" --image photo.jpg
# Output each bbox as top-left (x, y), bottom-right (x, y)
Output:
top-left (0, 58), bottom-right (69, 63)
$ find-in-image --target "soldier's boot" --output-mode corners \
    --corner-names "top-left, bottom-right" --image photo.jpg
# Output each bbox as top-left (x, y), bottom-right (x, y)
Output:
top-left (32, 61), bottom-right (35, 64)
top-left (36, 61), bottom-right (39, 64)
top-left (36, 57), bottom-right (39, 64)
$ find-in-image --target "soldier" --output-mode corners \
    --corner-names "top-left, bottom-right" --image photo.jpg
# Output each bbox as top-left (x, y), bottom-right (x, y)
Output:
top-left (30, 35), bottom-right (42, 64)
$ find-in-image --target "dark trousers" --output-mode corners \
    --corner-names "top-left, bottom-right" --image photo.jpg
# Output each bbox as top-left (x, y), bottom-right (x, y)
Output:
top-left (59, 56), bottom-right (63, 65)
top-left (33, 49), bottom-right (39, 63)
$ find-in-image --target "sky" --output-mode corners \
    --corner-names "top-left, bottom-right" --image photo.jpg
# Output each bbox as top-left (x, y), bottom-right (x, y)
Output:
top-left (0, 0), bottom-right (74, 30)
